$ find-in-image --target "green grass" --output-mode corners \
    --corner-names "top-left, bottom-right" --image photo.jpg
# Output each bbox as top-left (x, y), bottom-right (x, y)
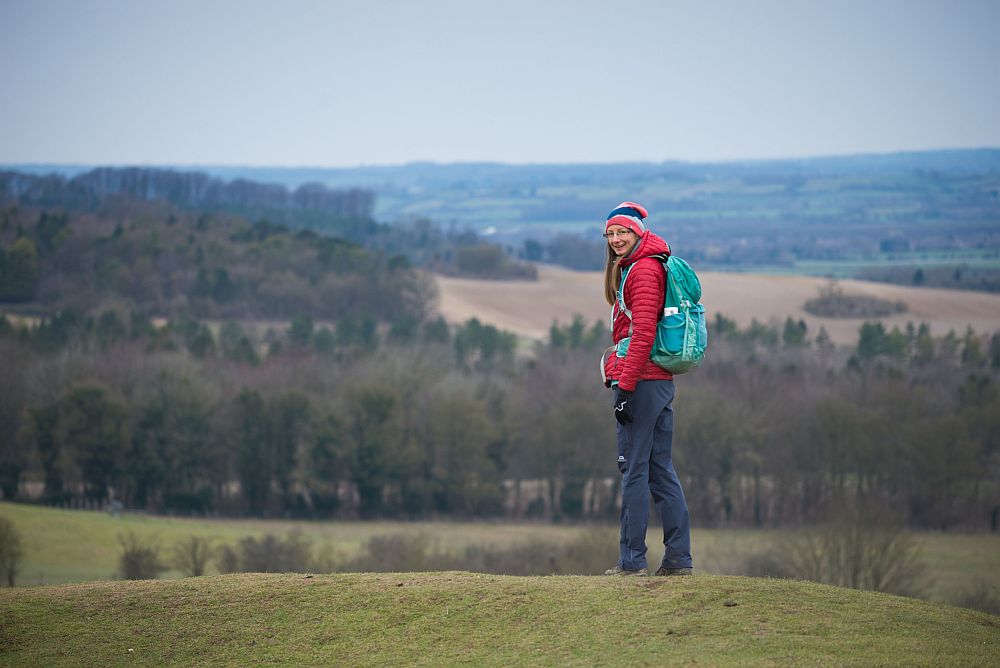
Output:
top-left (2, 572), bottom-right (997, 666)
top-left (3, 502), bottom-right (1000, 611)
top-left (0, 502), bottom-right (587, 584)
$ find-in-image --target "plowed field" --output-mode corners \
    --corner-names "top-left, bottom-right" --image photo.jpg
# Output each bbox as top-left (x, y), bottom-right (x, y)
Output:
top-left (437, 265), bottom-right (1000, 345)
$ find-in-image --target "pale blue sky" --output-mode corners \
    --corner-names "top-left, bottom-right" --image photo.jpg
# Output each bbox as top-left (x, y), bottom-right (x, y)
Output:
top-left (1, 0), bottom-right (998, 167)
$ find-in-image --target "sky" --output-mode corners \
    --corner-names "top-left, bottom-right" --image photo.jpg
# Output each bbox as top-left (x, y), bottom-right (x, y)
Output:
top-left (1, 0), bottom-right (998, 168)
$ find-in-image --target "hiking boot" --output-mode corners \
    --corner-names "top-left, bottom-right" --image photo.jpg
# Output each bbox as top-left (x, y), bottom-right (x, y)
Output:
top-left (653, 566), bottom-right (693, 577)
top-left (604, 564), bottom-right (647, 576)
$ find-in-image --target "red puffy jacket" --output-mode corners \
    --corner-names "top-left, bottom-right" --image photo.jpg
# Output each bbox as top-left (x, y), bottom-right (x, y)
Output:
top-left (602, 231), bottom-right (674, 391)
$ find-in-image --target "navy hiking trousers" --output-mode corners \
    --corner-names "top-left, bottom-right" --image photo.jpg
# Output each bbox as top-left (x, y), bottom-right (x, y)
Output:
top-left (615, 379), bottom-right (692, 572)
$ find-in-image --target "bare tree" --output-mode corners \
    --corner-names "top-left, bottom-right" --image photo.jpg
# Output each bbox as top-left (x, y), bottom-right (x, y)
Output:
top-left (172, 536), bottom-right (214, 577)
top-left (117, 532), bottom-right (165, 580)
top-left (787, 504), bottom-right (925, 595)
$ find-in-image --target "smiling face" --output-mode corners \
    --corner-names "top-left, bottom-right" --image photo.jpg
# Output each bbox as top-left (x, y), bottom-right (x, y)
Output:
top-left (605, 225), bottom-right (639, 257)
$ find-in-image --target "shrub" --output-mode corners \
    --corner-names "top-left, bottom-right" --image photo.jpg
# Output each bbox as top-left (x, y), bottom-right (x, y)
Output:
top-left (340, 529), bottom-right (617, 576)
top-left (342, 533), bottom-right (438, 573)
top-left (804, 282), bottom-right (907, 318)
top-left (172, 536), bottom-right (214, 577)
top-left (951, 580), bottom-right (1000, 615)
top-left (238, 532), bottom-right (313, 572)
top-left (216, 544), bottom-right (241, 574)
top-left (216, 532), bottom-right (315, 573)
top-left (737, 505), bottom-right (926, 597)
top-left (453, 244), bottom-right (538, 280)
top-left (786, 513), bottom-right (924, 595)
top-left (456, 529), bottom-right (617, 575)
top-left (117, 532), bottom-right (165, 580)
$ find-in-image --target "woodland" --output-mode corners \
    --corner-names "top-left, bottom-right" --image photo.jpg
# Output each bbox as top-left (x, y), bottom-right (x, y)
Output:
top-left (0, 170), bottom-right (998, 530)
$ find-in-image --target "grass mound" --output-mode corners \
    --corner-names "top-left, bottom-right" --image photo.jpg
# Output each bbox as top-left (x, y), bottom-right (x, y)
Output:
top-left (2, 572), bottom-right (997, 666)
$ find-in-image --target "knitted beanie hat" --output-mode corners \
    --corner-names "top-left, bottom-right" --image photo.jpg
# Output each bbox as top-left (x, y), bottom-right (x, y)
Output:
top-left (605, 201), bottom-right (648, 235)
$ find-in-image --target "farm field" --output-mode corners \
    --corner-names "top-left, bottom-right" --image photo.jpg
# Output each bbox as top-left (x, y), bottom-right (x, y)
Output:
top-left (2, 503), bottom-right (998, 611)
top-left (436, 264), bottom-right (1000, 345)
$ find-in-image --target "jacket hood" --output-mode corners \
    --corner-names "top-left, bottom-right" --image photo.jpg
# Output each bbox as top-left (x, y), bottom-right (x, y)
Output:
top-left (619, 231), bottom-right (670, 268)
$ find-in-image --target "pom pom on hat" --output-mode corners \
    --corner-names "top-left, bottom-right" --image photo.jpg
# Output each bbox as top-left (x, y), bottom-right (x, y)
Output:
top-left (606, 201), bottom-right (648, 235)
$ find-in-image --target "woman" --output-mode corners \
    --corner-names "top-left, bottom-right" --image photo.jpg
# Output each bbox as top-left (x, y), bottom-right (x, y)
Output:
top-left (600, 201), bottom-right (693, 577)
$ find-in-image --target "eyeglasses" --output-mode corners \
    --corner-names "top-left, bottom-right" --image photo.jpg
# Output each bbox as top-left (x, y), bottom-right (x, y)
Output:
top-left (603, 230), bottom-right (633, 239)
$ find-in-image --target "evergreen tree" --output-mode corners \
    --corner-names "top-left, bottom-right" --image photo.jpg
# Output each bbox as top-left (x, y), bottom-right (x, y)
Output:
top-left (287, 315), bottom-right (314, 348)
top-left (815, 326), bottom-right (834, 353)
top-left (857, 322), bottom-right (886, 360)
top-left (57, 385), bottom-right (129, 501)
top-left (211, 267), bottom-right (237, 302)
top-left (913, 323), bottom-right (935, 366)
top-left (961, 327), bottom-right (985, 367)
top-left (187, 325), bottom-right (216, 359)
top-left (782, 317), bottom-right (808, 347)
top-left (234, 389), bottom-right (270, 516)
top-left (0, 237), bottom-right (39, 302)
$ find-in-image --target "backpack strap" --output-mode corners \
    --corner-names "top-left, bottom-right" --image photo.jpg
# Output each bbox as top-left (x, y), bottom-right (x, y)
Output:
top-left (616, 265), bottom-right (633, 320)
top-left (614, 255), bottom-right (670, 337)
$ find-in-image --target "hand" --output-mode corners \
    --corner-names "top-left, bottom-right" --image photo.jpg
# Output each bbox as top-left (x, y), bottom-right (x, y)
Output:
top-left (614, 387), bottom-right (633, 425)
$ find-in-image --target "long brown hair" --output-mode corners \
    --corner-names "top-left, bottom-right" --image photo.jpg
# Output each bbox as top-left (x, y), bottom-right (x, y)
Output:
top-left (603, 243), bottom-right (623, 306)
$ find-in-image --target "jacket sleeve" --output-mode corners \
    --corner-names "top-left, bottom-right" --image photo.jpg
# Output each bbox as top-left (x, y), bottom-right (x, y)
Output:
top-left (618, 258), bottom-right (665, 391)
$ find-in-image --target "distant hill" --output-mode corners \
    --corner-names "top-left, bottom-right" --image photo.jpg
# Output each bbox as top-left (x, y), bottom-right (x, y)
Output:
top-left (1, 572), bottom-right (996, 665)
top-left (10, 147), bottom-right (1000, 188)
top-left (0, 194), bottom-right (430, 323)
top-left (7, 148), bottom-right (999, 224)
top-left (6, 149), bottom-right (999, 279)
top-left (0, 167), bottom-right (374, 227)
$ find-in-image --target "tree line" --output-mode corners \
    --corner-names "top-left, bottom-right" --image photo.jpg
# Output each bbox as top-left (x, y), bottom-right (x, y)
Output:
top-left (1, 304), bottom-right (997, 530)
top-left (0, 202), bottom-right (538, 325)
top-left (0, 204), bottom-right (434, 324)
top-left (0, 167), bottom-right (374, 223)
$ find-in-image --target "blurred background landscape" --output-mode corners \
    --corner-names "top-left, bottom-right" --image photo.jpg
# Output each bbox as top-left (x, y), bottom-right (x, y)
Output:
top-left (1, 0), bottom-right (998, 617)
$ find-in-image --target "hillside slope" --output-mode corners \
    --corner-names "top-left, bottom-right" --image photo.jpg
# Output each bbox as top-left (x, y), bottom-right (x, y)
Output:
top-left (437, 264), bottom-right (1000, 345)
top-left (1, 573), bottom-right (996, 666)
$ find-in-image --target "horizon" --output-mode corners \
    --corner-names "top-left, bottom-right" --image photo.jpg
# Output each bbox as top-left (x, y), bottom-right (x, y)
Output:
top-left (5, 145), bottom-right (1000, 174)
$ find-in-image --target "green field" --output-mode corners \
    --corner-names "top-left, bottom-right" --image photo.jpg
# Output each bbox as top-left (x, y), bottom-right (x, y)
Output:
top-left (1, 503), bottom-right (592, 584)
top-left (2, 572), bottom-right (997, 666)
top-left (3, 503), bottom-right (999, 613)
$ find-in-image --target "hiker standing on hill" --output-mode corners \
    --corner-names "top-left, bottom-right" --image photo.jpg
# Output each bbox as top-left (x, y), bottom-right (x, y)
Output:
top-left (600, 202), bottom-right (693, 577)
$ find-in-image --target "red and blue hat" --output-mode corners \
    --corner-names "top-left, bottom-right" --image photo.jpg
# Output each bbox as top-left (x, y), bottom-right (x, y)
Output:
top-left (605, 201), bottom-right (648, 235)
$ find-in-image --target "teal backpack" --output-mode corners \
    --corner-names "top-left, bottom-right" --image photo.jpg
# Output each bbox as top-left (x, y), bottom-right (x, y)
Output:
top-left (615, 255), bottom-right (708, 374)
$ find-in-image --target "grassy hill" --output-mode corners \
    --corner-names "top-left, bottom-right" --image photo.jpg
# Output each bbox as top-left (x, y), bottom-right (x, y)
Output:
top-left (2, 572), bottom-right (997, 666)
